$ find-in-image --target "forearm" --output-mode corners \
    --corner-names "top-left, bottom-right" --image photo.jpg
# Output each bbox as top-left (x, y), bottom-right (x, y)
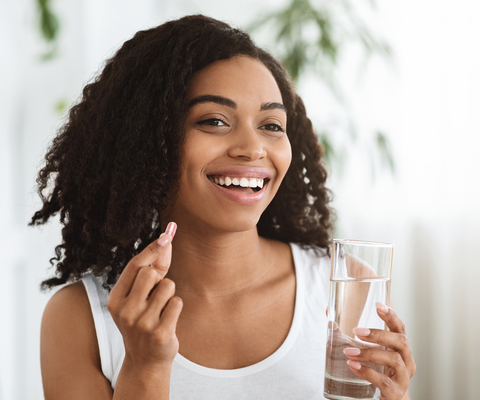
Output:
top-left (113, 359), bottom-right (172, 400)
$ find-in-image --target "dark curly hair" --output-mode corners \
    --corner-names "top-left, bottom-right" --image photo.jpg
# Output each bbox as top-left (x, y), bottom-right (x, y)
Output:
top-left (30, 15), bottom-right (333, 290)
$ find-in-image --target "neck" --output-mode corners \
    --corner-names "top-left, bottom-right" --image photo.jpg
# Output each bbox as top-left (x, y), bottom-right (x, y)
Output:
top-left (165, 225), bottom-right (275, 297)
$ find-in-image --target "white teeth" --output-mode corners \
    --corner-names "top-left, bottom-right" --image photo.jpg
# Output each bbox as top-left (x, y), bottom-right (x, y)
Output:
top-left (239, 178), bottom-right (249, 187)
top-left (209, 176), bottom-right (266, 188)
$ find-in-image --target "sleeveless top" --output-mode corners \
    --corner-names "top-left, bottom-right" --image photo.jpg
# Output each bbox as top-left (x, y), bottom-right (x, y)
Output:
top-left (82, 243), bottom-right (331, 399)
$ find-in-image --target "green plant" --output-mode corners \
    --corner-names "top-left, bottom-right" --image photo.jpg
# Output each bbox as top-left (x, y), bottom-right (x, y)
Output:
top-left (36, 0), bottom-right (60, 60)
top-left (248, 0), bottom-right (395, 174)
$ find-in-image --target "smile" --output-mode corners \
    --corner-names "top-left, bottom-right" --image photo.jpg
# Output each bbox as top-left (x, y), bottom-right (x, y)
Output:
top-left (207, 176), bottom-right (267, 193)
top-left (207, 174), bottom-right (270, 205)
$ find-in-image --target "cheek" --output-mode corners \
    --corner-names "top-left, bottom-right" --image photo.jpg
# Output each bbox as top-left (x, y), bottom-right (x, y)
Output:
top-left (181, 135), bottom-right (223, 178)
top-left (272, 138), bottom-right (292, 179)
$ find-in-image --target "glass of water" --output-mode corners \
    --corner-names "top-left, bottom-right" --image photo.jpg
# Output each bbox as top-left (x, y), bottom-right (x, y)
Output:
top-left (323, 239), bottom-right (394, 400)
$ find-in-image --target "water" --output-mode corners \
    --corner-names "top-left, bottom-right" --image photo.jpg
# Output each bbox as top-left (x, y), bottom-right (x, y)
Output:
top-left (323, 279), bottom-right (391, 400)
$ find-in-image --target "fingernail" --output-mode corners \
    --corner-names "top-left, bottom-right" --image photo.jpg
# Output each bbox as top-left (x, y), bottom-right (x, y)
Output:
top-left (376, 302), bottom-right (390, 314)
top-left (165, 222), bottom-right (177, 238)
top-left (328, 321), bottom-right (339, 330)
top-left (343, 347), bottom-right (361, 356)
top-left (353, 328), bottom-right (370, 337)
top-left (347, 360), bottom-right (362, 370)
top-left (157, 234), bottom-right (172, 247)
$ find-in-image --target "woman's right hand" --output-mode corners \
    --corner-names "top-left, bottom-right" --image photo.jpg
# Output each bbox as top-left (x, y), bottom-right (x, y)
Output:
top-left (107, 222), bottom-right (183, 370)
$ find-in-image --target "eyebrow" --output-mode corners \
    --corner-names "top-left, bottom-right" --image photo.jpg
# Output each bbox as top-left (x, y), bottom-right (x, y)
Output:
top-left (187, 95), bottom-right (287, 114)
top-left (187, 95), bottom-right (236, 109)
top-left (260, 102), bottom-right (287, 114)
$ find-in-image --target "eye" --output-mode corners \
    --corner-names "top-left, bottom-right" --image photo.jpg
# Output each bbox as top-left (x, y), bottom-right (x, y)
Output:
top-left (259, 123), bottom-right (285, 133)
top-left (197, 118), bottom-right (227, 127)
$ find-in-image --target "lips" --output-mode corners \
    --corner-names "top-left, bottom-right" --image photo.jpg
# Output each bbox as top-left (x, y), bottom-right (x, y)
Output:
top-left (206, 167), bottom-right (272, 205)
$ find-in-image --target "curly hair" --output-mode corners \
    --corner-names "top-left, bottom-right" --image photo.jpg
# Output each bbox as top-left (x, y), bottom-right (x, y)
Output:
top-left (30, 15), bottom-right (334, 290)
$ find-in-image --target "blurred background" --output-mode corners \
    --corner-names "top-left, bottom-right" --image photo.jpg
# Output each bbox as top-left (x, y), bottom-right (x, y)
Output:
top-left (1, 0), bottom-right (479, 399)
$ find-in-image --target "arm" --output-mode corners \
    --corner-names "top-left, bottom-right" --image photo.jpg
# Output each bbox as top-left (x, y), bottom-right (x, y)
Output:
top-left (41, 282), bottom-right (113, 400)
top-left (41, 223), bottom-right (182, 400)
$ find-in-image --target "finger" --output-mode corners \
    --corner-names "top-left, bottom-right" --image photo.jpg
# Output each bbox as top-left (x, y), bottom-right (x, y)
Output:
top-left (134, 222), bottom-right (176, 269)
top-left (376, 303), bottom-right (406, 334)
top-left (353, 327), bottom-right (415, 378)
top-left (110, 222), bottom-right (177, 298)
top-left (343, 347), bottom-right (410, 387)
top-left (111, 238), bottom-right (168, 299)
top-left (127, 266), bottom-right (163, 303)
top-left (150, 236), bottom-right (173, 279)
top-left (143, 278), bottom-right (176, 319)
top-left (158, 296), bottom-right (183, 334)
top-left (346, 361), bottom-right (405, 400)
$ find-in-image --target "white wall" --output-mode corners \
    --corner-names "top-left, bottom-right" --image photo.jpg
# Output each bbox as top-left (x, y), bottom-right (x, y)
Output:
top-left (1, 0), bottom-right (479, 399)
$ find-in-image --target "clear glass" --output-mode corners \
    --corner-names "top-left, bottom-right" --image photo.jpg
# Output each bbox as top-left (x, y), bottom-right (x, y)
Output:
top-left (323, 239), bottom-right (394, 400)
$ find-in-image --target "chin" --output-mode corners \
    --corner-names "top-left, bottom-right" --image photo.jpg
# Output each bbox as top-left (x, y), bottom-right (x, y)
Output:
top-left (209, 212), bottom-right (263, 234)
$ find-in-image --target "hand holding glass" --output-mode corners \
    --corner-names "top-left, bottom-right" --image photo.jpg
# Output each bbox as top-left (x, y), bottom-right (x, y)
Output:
top-left (323, 240), bottom-right (394, 400)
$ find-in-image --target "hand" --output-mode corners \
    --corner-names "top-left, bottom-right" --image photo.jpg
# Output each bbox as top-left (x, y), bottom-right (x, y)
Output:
top-left (343, 303), bottom-right (416, 400)
top-left (107, 222), bottom-right (183, 370)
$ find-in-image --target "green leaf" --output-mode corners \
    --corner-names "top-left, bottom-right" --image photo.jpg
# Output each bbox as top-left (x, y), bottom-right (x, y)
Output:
top-left (318, 132), bottom-right (335, 166)
top-left (36, 0), bottom-right (60, 43)
top-left (54, 98), bottom-right (69, 114)
top-left (375, 131), bottom-right (396, 173)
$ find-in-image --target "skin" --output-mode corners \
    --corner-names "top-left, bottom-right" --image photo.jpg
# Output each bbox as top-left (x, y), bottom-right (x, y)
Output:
top-left (40, 56), bottom-right (414, 399)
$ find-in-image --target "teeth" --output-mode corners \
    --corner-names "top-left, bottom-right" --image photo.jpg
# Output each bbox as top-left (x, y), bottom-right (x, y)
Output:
top-left (239, 178), bottom-right (249, 187)
top-left (209, 176), bottom-right (266, 189)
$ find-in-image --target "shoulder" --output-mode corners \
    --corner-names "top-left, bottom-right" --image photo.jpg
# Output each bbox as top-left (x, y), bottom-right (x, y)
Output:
top-left (42, 282), bottom-right (94, 342)
top-left (44, 280), bottom-right (89, 312)
top-left (42, 281), bottom-right (95, 339)
top-left (41, 281), bottom-right (112, 399)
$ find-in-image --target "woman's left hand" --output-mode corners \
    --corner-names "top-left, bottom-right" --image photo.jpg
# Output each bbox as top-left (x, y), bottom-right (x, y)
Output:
top-left (343, 303), bottom-right (416, 400)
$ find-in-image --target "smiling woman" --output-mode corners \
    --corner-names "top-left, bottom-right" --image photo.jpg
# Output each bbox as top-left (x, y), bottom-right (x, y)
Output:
top-left (31, 14), bottom-right (414, 400)
top-left (172, 56), bottom-right (292, 227)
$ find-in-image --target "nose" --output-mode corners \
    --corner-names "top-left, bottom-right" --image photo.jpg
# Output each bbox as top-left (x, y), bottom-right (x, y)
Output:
top-left (227, 124), bottom-right (266, 161)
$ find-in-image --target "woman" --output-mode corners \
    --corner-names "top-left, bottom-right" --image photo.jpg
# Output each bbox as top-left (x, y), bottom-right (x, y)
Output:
top-left (32, 15), bottom-right (415, 399)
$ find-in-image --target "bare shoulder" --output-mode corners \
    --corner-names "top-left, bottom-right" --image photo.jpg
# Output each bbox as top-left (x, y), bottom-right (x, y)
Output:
top-left (261, 237), bottom-right (293, 259)
top-left (41, 282), bottom-right (113, 400)
top-left (345, 254), bottom-right (378, 279)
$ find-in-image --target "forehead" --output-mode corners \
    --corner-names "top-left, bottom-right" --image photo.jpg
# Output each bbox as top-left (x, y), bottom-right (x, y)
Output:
top-left (186, 56), bottom-right (283, 104)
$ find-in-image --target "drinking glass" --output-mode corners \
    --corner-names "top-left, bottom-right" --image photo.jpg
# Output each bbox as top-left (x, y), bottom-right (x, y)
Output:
top-left (323, 239), bottom-right (394, 400)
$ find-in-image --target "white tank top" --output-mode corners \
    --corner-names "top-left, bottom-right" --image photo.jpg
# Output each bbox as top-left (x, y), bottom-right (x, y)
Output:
top-left (82, 243), bottom-right (330, 399)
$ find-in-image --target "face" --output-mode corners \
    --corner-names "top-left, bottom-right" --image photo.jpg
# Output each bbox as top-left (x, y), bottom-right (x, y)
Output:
top-left (168, 56), bottom-right (292, 233)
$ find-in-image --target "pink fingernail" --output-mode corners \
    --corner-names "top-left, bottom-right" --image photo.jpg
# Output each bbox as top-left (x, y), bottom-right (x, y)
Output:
top-left (157, 234), bottom-right (171, 247)
top-left (347, 360), bottom-right (362, 370)
top-left (343, 347), bottom-right (361, 356)
top-left (165, 222), bottom-right (177, 238)
top-left (376, 302), bottom-right (390, 313)
top-left (353, 328), bottom-right (370, 337)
